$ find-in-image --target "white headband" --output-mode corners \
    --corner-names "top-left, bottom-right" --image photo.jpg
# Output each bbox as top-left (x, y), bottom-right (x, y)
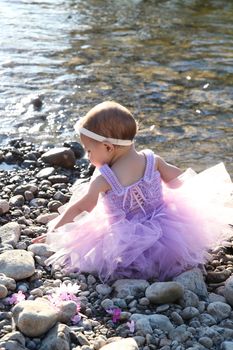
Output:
top-left (74, 122), bottom-right (133, 146)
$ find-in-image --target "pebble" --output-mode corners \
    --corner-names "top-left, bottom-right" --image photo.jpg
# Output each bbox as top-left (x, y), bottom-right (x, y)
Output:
top-left (0, 285), bottom-right (8, 298)
top-left (96, 284), bottom-right (112, 296)
top-left (181, 307), bottom-right (199, 320)
top-left (0, 199), bottom-right (10, 214)
top-left (145, 281), bottom-right (184, 304)
top-left (0, 140), bottom-right (232, 350)
top-left (41, 147), bottom-right (76, 169)
top-left (0, 250), bottom-right (35, 280)
top-left (0, 222), bottom-right (21, 247)
top-left (224, 275), bottom-right (233, 307)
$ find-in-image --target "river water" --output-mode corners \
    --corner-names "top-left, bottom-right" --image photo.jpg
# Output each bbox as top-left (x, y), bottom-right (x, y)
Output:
top-left (0, 0), bottom-right (232, 174)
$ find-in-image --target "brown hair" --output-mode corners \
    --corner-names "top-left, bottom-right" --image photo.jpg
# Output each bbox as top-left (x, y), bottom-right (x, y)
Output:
top-left (80, 101), bottom-right (137, 140)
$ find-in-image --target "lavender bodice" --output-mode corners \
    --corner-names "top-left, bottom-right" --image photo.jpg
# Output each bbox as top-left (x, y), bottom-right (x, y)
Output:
top-left (99, 150), bottom-right (164, 221)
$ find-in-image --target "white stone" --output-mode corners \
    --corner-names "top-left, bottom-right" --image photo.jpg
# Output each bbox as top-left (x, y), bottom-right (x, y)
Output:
top-left (0, 222), bottom-right (21, 247)
top-left (0, 250), bottom-right (35, 280)
top-left (12, 298), bottom-right (59, 337)
top-left (28, 243), bottom-right (54, 257)
top-left (0, 199), bottom-right (10, 214)
top-left (36, 212), bottom-right (59, 224)
top-left (100, 338), bottom-right (139, 350)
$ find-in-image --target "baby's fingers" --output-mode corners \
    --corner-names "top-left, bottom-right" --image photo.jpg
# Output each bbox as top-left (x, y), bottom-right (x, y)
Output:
top-left (31, 234), bottom-right (47, 244)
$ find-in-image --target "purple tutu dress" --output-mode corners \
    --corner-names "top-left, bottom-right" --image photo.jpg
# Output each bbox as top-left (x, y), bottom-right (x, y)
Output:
top-left (45, 150), bottom-right (233, 282)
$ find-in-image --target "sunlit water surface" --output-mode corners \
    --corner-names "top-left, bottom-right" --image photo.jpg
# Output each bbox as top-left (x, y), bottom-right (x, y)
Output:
top-left (0, 0), bottom-right (232, 174)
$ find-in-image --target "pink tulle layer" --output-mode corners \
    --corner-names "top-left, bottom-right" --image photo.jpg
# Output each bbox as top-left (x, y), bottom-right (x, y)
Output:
top-left (46, 163), bottom-right (233, 282)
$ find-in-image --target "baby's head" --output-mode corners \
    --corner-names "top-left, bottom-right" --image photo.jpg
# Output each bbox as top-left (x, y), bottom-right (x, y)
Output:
top-left (77, 101), bottom-right (137, 142)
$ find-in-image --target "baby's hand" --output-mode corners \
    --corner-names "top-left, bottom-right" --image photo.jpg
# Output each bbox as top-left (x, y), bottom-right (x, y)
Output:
top-left (31, 234), bottom-right (47, 244)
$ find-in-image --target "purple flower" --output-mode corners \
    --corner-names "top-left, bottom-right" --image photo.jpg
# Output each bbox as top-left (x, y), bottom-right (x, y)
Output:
top-left (106, 308), bottom-right (121, 323)
top-left (71, 313), bottom-right (81, 324)
top-left (6, 291), bottom-right (26, 305)
top-left (127, 320), bottom-right (135, 333)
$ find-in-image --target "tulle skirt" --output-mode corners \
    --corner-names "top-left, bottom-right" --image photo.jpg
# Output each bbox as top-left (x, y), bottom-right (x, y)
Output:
top-left (45, 163), bottom-right (233, 282)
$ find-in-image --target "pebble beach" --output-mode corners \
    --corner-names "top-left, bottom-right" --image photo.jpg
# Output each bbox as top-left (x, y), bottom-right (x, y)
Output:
top-left (0, 139), bottom-right (233, 350)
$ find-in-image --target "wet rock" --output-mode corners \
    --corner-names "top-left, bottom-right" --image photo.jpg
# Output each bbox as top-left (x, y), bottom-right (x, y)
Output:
top-left (39, 323), bottom-right (71, 350)
top-left (100, 338), bottom-right (139, 350)
top-left (31, 95), bottom-right (43, 110)
top-left (174, 268), bottom-right (208, 300)
top-left (0, 199), bottom-right (10, 214)
top-left (145, 281), bottom-right (184, 304)
top-left (0, 222), bottom-right (21, 247)
top-left (113, 279), bottom-right (149, 298)
top-left (0, 250), bottom-right (35, 280)
top-left (41, 147), bottom-right (76, 169)
top-left (12, 298), bottom-right (59, 337)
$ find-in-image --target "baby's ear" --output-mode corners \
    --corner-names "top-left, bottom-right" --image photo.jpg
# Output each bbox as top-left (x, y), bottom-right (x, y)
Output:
top-left (103, 142), bottom-right (114, 152)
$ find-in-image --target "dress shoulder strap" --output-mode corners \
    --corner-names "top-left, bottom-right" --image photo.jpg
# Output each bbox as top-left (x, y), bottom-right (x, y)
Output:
top-left (143, 149), bottom-right (157, 182)
top-left (99, 164), bottom-right (124, 195)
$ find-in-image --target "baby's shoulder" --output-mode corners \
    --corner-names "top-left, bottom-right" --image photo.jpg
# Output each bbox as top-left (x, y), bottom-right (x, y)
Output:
top-left (89, 173), bottom-right (111, 193)
top-left (141, 149), bottom-right (161, 171)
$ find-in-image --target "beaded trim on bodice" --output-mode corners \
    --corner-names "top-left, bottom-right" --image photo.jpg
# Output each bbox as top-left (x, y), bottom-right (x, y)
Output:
top-left (99, 150), bottom-right (163, 220)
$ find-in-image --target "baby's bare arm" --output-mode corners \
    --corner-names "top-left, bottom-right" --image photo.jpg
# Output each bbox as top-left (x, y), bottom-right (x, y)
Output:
top-left (32, 175), bottom-right (110, 243)
top-left (51, 175), bottom-right (109, 230)
top-left (157, 156), bottom-right (182, 183)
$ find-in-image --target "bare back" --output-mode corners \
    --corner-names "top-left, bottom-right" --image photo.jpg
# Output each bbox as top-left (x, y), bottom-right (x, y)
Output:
top-left (111, 150), bottom-right (147, 188)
